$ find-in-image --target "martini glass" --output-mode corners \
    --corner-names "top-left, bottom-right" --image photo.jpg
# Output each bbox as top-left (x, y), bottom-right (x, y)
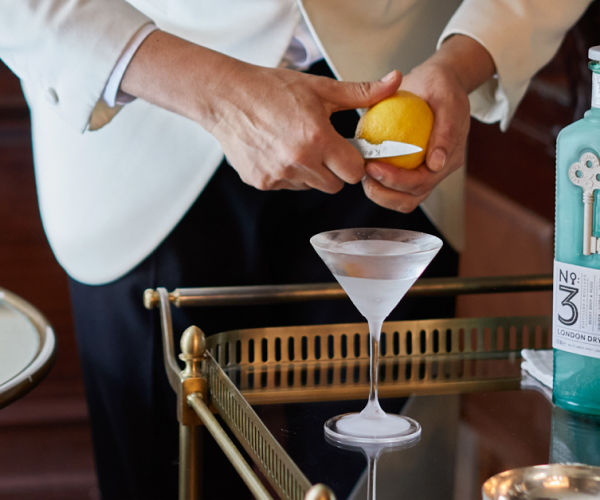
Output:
top-left (310, 228), bottom-right (442, 445)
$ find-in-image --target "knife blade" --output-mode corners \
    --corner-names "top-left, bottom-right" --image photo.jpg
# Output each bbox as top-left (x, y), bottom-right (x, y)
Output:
top-left (347, 138), bottom-right (422, 159)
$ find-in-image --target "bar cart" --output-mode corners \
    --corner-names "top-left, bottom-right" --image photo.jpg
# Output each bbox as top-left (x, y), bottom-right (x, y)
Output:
top-left (144, 274), bottom-right (564, 499)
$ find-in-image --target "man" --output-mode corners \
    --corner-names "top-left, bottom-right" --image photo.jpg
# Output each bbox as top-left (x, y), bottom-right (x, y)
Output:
top-left (1, 0), bottom-right (592, 497)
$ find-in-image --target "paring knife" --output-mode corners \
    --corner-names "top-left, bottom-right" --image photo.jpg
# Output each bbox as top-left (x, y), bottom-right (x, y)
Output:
top-left (347, 138), bottom-right (422, 159)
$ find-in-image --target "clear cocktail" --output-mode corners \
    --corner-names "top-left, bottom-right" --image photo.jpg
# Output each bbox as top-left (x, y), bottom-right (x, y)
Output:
top-left (310, 228), bottom-right (442, 445)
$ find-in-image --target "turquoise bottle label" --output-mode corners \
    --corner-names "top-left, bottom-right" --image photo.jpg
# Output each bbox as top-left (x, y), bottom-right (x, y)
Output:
top-left (553, 260), bottom-right (600, 359)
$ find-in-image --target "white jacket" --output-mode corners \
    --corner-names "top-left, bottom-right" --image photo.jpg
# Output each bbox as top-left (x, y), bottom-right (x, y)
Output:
top-left (0, 0), bottom-right (592, 284)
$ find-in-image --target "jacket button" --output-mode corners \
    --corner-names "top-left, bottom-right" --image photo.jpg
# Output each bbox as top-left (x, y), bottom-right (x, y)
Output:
top-left (46, 88), bottom-right (59, 104)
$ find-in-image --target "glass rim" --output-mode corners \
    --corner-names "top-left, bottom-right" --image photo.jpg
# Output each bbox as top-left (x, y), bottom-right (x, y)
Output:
top-left (310, 227), bottom-right (443, 257)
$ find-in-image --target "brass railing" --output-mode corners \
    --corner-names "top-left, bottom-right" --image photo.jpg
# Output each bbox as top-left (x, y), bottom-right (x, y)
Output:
top-left (144, 274), bottom-right (552, 309)
top-left (207, 315), bottom-right (551, 405)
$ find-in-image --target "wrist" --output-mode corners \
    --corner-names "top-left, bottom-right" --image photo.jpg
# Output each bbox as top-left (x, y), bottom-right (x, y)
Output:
top-left (433, 34), bottom-right (496, 94)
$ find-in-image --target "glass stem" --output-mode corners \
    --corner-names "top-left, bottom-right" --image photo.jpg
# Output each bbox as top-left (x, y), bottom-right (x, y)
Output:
top-left (367, 454), bottom-right (377, 500)
top-left (367, 318), bottom-right (383, 411)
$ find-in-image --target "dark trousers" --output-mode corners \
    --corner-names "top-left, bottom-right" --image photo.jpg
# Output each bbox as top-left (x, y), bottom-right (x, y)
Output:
top-left (68, 72), bottom-right (459, 499)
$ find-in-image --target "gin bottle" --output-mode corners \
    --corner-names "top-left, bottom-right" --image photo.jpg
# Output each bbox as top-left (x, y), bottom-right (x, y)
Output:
top-left (553, 45), bottom-right (600, 415)
top-left (550, 406), bottom-right (600, 464)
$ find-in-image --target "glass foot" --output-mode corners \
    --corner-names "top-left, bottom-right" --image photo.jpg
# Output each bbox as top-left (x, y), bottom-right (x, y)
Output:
top-left (324, 412), bottom-right (421, 445)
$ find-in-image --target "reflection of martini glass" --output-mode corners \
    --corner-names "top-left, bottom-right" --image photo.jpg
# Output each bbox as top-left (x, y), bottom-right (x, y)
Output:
top-left (325, 432), bottom-right (421, 500)
top-left (310, 228), bottom-right (442, 445)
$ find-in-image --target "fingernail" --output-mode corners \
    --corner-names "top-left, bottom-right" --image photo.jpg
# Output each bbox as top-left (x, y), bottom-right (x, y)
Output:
top-left (380, 71), bottom-right (397, 83)
top-left (368, 165), bottom-right (384, 181)
top-left (429, 148), bottom-right (446, 172)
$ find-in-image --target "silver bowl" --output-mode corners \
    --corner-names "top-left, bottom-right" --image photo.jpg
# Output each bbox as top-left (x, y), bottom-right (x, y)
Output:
top-left (482, 464), bottom-right (600, 499)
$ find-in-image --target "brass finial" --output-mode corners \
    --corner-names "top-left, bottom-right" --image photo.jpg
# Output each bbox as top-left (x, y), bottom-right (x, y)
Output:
top-left (179, 325), bottom-right (206, 378)
top-left (143, 288), bottom-right (158, 309)
top-left (304, 484), bottom-right (336, 500)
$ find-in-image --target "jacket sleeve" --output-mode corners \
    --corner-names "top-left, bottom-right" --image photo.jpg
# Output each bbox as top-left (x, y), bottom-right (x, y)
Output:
top-left (439, 0), bottom-right (593, 131)
top-left (0, 0), bottom-right (152, 132)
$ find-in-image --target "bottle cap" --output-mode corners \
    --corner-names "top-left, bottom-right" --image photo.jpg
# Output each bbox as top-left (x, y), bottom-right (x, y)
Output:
top-left (589, 46), bottom-right (600, 61)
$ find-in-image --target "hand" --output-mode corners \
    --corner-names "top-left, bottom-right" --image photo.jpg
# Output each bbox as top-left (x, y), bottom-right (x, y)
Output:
top-left (361, 35), bottom-right (495, 212)
top-left (361, 60), bottom-right (470, 212)
top-left (207, 64), bottom-right (402, 193)
top-left (120, 30), bottom-right (402, 194)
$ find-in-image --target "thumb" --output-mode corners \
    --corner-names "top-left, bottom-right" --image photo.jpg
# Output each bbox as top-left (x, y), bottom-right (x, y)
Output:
top-left (326, 70), bottom-right (402, 112)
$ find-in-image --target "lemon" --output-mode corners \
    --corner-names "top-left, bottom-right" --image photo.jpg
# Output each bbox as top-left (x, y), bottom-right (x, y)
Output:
top-left (355, 90), bottom-right (433, 169)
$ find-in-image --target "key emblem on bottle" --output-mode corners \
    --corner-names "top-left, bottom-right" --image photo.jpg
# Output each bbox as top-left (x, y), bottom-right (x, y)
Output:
top-left (569, 152), bottom-right (600, 255)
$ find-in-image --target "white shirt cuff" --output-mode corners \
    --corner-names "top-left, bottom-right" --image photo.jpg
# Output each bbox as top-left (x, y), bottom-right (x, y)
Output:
top-left (279, 17), bottom-right (323, 71)
top-left (102, 22), bottom-right (158, 107)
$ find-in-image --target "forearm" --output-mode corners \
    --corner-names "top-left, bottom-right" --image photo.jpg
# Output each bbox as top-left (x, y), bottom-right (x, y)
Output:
top-left (429, 34), bottom-right (496, 95)
top-left (120, 30), bottom-right (242, 131)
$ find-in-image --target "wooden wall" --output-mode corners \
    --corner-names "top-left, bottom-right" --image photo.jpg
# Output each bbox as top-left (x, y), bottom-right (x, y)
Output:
top-left (0, 4), bottom-right (599, 497)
